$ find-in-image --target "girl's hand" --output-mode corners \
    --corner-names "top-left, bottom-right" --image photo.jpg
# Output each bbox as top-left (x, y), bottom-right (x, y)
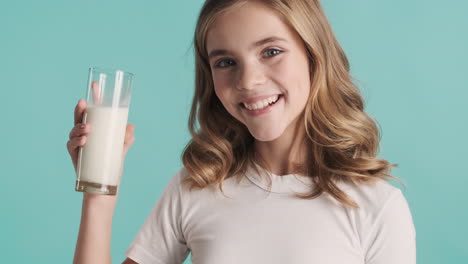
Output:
top-left (66, 98), bottom-right (136, 173)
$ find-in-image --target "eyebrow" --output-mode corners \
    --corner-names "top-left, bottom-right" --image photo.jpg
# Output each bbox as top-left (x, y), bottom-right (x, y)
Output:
top-left (207, 36), bottom-right (287, 60)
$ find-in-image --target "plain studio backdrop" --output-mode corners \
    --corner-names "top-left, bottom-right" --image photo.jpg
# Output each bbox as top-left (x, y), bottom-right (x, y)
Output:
top-left (1, 0), bottom-right (467, 263)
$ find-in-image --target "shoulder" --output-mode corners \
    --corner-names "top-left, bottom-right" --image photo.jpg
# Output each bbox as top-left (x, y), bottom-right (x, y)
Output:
top-left (164, 166), bottom-right (191, 189)
top-left (167, 166), bottom-right (248, 201)
top-left (337, 179), bottom-right (417, 261)
top-left (337, 178), bottom-right (416, 247)
top-left (165, 166), bottom-right (207, 198)
top-left (153, 167), bottom-right (191, 203)
top-left (336, 177), bottom-right (409, 217)
top-left (336, 177), bottom-right (416, 238)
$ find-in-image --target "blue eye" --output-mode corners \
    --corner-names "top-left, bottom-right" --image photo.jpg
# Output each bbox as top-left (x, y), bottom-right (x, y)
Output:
top-left (214, 59), bottom-right (236, 68)
top-left (264, 48), bottom-right (282, 57)
top-left (213, 49), bottom-right (283, 69)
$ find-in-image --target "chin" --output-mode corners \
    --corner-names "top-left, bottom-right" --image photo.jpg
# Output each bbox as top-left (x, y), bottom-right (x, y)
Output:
top-left (248, 127), bottom-right (285, 142)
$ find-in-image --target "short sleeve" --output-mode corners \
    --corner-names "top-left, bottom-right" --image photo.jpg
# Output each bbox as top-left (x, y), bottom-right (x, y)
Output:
top-left (363, 189), bottom-right (417, 264)
top-left (125, 170), bottom-right (190, 264)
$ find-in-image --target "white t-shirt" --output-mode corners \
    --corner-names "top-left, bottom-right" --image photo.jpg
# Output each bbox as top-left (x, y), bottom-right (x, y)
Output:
top-left (125, 163), bottom-right (416, 264)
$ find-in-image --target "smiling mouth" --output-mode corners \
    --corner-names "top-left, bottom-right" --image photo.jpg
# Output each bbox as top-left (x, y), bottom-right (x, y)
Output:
top-left (239, 94), bottom-right (284, 110)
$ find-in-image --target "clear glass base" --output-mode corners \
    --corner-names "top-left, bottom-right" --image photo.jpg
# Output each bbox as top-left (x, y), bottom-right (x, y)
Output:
top-left (75, 180), bottom-right (117, 195)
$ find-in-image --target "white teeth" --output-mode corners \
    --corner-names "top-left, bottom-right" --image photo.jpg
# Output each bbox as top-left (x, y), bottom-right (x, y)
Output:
top-left (243, 95), bottom-right (280, 110)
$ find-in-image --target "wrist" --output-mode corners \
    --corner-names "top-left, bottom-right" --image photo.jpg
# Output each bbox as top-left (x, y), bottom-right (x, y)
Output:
top-left (83, 193), bottom-right (118, 211)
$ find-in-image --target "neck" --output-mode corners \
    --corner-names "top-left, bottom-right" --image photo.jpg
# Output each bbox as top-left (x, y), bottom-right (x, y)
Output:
top-left (254, 116), bottom-right (308, 176)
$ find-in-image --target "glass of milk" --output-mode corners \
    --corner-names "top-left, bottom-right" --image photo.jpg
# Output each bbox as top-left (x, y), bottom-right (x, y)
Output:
top-left (75, 66), bottom-right (133, 195)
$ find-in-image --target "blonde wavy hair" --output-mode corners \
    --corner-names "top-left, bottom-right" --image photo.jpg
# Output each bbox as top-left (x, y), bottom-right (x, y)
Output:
top-left (181, 0), bottom-right (404, 208)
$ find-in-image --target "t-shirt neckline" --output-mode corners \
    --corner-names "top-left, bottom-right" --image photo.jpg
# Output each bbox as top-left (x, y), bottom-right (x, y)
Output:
top-left (245, 162), bottom-right (314, 194)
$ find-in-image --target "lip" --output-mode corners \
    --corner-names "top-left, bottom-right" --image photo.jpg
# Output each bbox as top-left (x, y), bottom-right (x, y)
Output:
top-left (239, 93), bottom-right (283, 105)
top-left (241, 94), bottom-right (283, 117)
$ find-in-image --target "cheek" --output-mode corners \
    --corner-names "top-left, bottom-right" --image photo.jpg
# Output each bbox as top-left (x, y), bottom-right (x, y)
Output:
top-left (213, 74), bottom-right (227, 100)
top-left (213, 81), bottom-right (235, 113)
top-left (213, 72), bottom-right (237, 107)
top-left (274, 55), bottom-right (310, 98)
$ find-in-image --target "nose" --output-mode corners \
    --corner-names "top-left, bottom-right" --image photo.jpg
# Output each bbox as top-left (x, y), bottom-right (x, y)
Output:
top-left (235, 61), bottom-right (266, 90)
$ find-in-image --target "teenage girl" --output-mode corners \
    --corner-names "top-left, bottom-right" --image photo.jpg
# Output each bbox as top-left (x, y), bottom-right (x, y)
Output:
top-left (67, 0), bottom-right (416, 263)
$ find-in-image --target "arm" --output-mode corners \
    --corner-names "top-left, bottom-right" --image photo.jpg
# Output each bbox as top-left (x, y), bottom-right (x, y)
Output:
top-left (73, 194), bottom-right (118, 264)
top-left (68, 99), bottom-right (137, 264)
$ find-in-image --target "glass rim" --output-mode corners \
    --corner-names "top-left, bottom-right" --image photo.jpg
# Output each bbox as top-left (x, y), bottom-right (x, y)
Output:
top-left (89, 66), bottom-right (134, 77)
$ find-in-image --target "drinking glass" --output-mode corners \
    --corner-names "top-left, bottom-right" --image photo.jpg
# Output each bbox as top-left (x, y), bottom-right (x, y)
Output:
top-left (75, 66), bottom-right (133, 195)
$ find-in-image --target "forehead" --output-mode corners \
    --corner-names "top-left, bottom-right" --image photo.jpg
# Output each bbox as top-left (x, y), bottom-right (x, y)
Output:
top-left (206, 2), bottom-right (297, 54)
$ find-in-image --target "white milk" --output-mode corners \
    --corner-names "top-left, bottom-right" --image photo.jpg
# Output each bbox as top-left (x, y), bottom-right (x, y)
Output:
top-left (77, 106), bottom-right (129, 186)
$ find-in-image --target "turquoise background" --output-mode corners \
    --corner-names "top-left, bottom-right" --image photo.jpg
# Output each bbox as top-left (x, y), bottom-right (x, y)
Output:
top-left (1, 0), bottom-right (466, 263)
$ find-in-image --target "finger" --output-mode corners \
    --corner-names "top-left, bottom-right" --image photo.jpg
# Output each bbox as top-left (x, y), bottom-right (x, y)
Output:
top-left (124, 136), bottom-right (135, 150)
top-left (123, 136), bottom-right (135, 156)
top-left (124, 124), bottom-right (135, 144)
top-left (91, 81), bottom-right (98, 104)
top-left (124, 124), bottom-right (134, 138)
top-left (74, 99), bottom-right (87, 126)
top-left (91, 81), bottom-right (101, 105)
top-left (69, 123), bottom-right (89, 140)
top-left (66, 135), bottom-right (86, 153)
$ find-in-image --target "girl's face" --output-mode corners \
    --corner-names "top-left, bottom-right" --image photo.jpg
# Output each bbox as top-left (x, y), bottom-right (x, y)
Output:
top-left (206, 1), bottom-right (311, 142)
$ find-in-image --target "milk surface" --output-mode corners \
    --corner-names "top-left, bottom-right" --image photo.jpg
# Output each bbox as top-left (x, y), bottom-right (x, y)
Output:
top-left (77, 106), bottom-right (129, 186)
